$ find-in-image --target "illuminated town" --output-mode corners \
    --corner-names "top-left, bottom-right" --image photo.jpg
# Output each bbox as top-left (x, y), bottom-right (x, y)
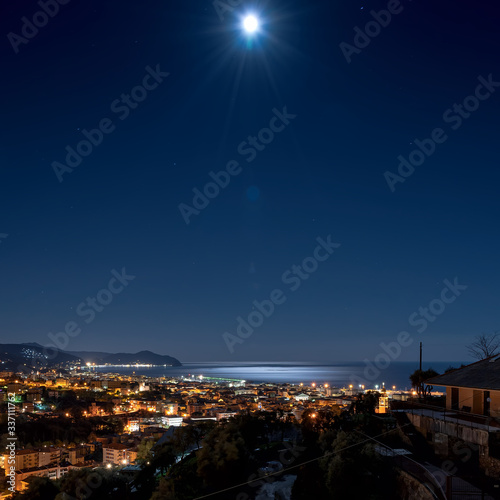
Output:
top-left (0, 360), bottom-right (416, 494)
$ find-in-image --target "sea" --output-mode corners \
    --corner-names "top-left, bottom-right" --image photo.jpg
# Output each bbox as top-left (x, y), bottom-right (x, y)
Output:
top-left (89, 361), bottom-right (465, 391)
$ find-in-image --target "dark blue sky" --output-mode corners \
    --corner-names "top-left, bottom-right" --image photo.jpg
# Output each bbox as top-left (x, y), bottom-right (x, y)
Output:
top-left (1, 0), bottom-right (499, 363)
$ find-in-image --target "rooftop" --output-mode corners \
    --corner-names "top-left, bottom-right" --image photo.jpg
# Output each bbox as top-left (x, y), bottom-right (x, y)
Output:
top-left (426, 356), bottom-right (500, 390)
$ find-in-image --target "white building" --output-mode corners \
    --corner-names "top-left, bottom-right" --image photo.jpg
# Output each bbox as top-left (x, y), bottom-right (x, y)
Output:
top-left (103, 443), bottom-right (132, 465)
top-left (216, 411), bottom-right (237, 421)
top-left (162, 415), bottom-right (183, 427)
top-left (294, 393), bottom-right (310, 401)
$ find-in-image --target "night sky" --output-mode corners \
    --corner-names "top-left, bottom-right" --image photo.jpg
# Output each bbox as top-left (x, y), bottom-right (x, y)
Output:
top-left (1, 0), bottom-right (499, 363)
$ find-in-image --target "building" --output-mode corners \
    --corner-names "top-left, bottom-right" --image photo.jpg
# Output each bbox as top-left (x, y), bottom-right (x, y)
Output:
top-left (103, 443), bottom-right (132, 465)
top-left (187, 401), bottom-right (204, 415)
top-left (404, 357), bottom-right (500, 476)
top-left (21, 402), bottom-right (35, 413)
top-left (16, 464), bottom-right (70, 491)
top-left (162, 415), bottom-right (183, 427)
top-left (164, 402), bottom-right (179, 415)
top-left (67, 445), bottom-right (91, 465)
top-left (216, 411), bottom-right (237, 421)
top-left (426, 356), bottom-right (500, 417)
top-left (376, 389), bottom-right (389, 414)
top-left (3, 449), bottom-right (38, 471)
top-left (38, 447), bottom-right (61, 467)
top-left (294, 393), bottom-right (310, 401)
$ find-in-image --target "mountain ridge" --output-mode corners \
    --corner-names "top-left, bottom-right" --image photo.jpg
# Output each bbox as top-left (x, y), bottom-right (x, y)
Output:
top-left (0, 343), bottom-right (182, 369)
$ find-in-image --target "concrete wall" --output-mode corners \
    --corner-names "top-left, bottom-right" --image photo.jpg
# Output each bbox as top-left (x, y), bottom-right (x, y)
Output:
top-left (406, 413), bottom-right (489, 448)
top-left (406, 412), bottom-right (500, 476)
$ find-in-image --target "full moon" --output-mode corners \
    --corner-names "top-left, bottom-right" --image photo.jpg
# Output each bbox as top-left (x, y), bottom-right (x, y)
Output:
top-left (243, 15), bottom-right (259, 33)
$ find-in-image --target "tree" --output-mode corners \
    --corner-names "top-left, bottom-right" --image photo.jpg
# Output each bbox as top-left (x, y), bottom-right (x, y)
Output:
top-left (136, 439), bottom-right (154, 463)
top-left (10, 476), bottom-right (59, 499)
top-left (352, 391), bottom-right (379, 415)
top-left (409, 368), bottom-right (439, 397)
top-left (322, 432), bottom-right (397, 499)
top-left (151, 442), bottom-right (176, 475)
top-left (58, 468), bottom-right (131, 499)
top-left (467, 331), bottom-right (500, 360)
top-left (196, 424), bottom-right (248, 489)
top-left (186, 420), bottom-right (215, 450)
top-left (150, 476), bottom-right (176, 500)
top-left (170, 426), bottom-right (194, 460)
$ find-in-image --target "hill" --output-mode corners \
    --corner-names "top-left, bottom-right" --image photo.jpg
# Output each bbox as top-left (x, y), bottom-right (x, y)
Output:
top-left (0, 343), bottom-right (82, 370)
top-left (67, 349), bottom-right (182, 366)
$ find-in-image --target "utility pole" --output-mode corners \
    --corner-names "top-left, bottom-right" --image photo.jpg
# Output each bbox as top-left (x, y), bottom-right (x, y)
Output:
top-left (419, 342), bottom-right (422, 372)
